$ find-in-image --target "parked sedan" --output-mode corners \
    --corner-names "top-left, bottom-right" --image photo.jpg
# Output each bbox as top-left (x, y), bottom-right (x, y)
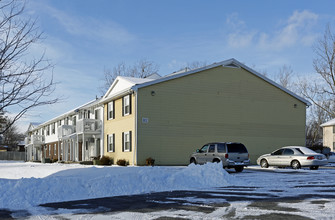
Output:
top-left (257, 146), bottom-right (328, 170)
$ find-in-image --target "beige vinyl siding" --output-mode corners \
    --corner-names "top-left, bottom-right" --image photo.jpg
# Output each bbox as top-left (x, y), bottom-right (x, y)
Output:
top-left (323, 126), bottom-right (335, 151)
top-left (104, 94), bottom-right (135, 164)
top-left (136, 66), bottom-right (306, 165)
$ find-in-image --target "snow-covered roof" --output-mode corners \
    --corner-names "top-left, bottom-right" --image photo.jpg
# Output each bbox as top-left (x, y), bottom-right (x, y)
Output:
top-left (145, 73), bottom-right (161, 79)
top-left (26, 122), bottom-right (41, 133)
top-left (320, 118), bottom-right (335, 127)
top-left (31, 97), bottom-right (102, 131)
top-left (30, 122), bottom-right (41, 126)
top-left (132, 58), bottom-right (311, 106)
top-left (101, 76), bottom-right (155, 103)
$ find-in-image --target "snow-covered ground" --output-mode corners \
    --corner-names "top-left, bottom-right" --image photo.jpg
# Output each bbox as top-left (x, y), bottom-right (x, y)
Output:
top-left (1, 161), bottom-right (335, 219)
top-left (0, 161), bottom-right (240, 217)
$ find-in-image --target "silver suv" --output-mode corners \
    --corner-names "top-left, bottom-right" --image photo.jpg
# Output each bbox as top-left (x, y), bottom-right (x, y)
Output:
top-left (190, 142), bottom-right (250, 172)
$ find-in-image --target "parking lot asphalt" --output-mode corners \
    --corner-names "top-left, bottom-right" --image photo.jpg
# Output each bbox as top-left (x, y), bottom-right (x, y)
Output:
top-left (2, 167), bottom-right (335, 219)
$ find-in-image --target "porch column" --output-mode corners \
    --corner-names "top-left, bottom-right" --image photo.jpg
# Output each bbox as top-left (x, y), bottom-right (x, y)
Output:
top-left (82, 133), bottom-right (85, 161)
top-left (76, 135), bottom-right (78, 161)
top-left (65, 141), bottom-right (68, 162)
top-left (57, 141), bottom-right (60, 162)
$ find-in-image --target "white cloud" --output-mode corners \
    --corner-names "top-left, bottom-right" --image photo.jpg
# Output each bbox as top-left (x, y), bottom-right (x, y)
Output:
top-left (260, 10), bottom-right (319, 49)
top-left (228, 31), bottom-right (257, 48)
top-left (46, 6), bottom-right (134, 45)
top-left (167, 59), bottom-right (187, 72)
top-left (225, 10), bottom-right (319, 50)
top-left (29, 1), bottom-right (135, 46)
top-left (225, 13), bottom-right (256, 49)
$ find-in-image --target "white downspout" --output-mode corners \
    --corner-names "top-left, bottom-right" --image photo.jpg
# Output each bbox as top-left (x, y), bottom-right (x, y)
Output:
top-left (133, 91), bottom-right (138, 166)
top-left (101, 106), bottom-right (104, 157)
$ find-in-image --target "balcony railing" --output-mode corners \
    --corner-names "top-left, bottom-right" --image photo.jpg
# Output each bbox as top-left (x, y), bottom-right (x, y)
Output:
top-left (58, 125), bottom-right (75, 138)
top-left (76, 119), bottom-right (102, 134)
top-left (24, 137), bottom-right (31, 145)
top-left (31, 135), bottom-right (45, 146)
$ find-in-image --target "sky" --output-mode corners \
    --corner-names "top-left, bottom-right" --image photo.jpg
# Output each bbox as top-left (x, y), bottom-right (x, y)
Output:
top-left (11, 0), bottom-right (335, 132)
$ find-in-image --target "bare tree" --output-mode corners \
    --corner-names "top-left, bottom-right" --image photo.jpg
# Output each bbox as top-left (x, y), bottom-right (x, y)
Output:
top-left (1, 118), bottom-right (24, 149)
top-left (0, 0), bottom-right (58, 134)
top-left (100, 59), bottom-right (159, 94)
top-left (186, 61), bottom-right (207, 70)
top-left (176, 61), bottom-right (208, 72)
top-left (276, 65), bottom-right (293, 90)
top-left (299, 24), bottom-right (335, 119)
top-left (295, 25), bottom-right (335, 147)
top-left (305, 103), bottom-right (333, 147)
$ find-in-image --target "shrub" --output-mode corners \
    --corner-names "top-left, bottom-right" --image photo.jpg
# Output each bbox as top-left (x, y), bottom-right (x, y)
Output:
top-left (52, 158), bottom-right (58, 163)
top-left (99, 156), bottom-right (112, 165)
top-left (145, 157), bottom-right (155, 166)
top-left (80, 161), bottom-right (93, 165)
top-left (116, 159), bottom-right (127, 166)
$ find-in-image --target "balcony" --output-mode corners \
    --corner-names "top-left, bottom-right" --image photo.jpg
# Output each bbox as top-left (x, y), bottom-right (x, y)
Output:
top-left (58, 125), bottom-right (75, 138)
top-left (76, 119), bottom-right (102, 134)
top-left (24, 137), bottom-right (31, 145)
top-left (31, 135), bottom-right (45, 146)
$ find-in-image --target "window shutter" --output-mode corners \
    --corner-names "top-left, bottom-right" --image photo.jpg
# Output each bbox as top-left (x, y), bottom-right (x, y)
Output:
top-left (113, 134), bottom-right (115, 152)
top-left (107, 104), bottom-right (109, 120)
top-left (122, 132), bottom-right (124, 152)
top-left (122, 97), bottom-right (124, 116)
top-left (113, 101), bottom-right (115, 119)
top-left (107, 135), bottom-right (109, 151)
top-left (129, 131), bottom-right (132, 152)
top-left (129, 95), bottom-right (132, 114)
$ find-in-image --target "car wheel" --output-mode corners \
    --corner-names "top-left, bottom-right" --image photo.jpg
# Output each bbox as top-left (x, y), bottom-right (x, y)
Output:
top-left (190, 158), bottom-right (196, 164)
top-left (291, 160), bottom-right (301, 169)
top-left (260, 159), bottom-right (269, 168)
top-left (213, 159), bottom-right (220, 163)
top-left (235, 166), bottom-right (244, 172)
top-left (310, 166), bottom-right (319, 170)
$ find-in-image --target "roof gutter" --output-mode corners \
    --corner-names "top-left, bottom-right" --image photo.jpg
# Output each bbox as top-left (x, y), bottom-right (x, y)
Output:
top-left (99, 88), bottom-right (133, 104)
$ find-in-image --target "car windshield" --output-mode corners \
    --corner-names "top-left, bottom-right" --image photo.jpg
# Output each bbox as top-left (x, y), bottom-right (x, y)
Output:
top-left (295, 147), bottom-right (317, 155)
top-left (199, 145), bottom-right (209, 153)
top-left (227, 143), bottom-right (247, 153)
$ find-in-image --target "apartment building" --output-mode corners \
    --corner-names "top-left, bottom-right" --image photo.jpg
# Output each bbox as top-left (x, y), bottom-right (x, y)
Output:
top-left (25, 58), bottom-right (310, 164)
top-left (321, 119), bottom-right (335, 151)
top-left (102, 58), bottom-right (311, 165)
top-left (25, 98), bottom-right (103, 162)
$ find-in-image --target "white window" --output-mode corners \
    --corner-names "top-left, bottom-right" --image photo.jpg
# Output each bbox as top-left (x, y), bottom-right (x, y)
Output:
top-left (54, 144), bottom-right (57, 156)
top-left (95, 109), bottom-right (101, 120)
top-left (49, 145), bottom-right (51, 156)
top-left (85, 110), bottom-right (90, 119)
top-left (123, 95), bottom-right (130, 116)
top-left (52, 123), bottom-right (55, 134)
top-left (46, 126), bottom-right (50, 136)
top-left (123, 131), bottom-right (131, 152)
top-left (107, 134), bottom-right (115, 152)
top-left (73, 116), bottom-right (76, 126)
top-left (108, 101), bottom-right (114, 120)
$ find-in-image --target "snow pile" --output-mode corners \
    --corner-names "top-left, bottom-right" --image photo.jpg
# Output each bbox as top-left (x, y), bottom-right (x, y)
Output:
top-left (0, 162), bottom-right (241, 213)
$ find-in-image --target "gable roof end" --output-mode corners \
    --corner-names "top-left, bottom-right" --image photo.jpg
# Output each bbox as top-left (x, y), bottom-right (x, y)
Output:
top-left (132, 58), bottom-right (311, 106)
top-left (321, 118), bottom-right (335, 127)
